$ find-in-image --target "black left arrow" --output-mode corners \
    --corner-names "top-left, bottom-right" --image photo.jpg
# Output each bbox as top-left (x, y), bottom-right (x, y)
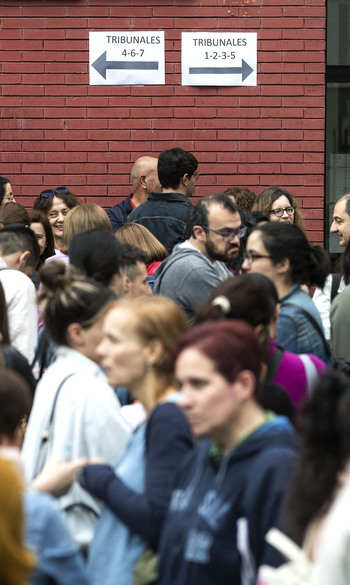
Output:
top-left (92, 51), bottom-right (159, 80)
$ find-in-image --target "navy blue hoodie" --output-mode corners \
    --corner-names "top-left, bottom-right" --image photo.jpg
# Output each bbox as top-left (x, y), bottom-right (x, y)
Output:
top-left (157, 416), bottom-right (297, 585)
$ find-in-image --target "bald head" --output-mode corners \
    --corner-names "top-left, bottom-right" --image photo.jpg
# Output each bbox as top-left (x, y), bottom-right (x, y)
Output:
top-left (131, 156), bottom-right (160, 194)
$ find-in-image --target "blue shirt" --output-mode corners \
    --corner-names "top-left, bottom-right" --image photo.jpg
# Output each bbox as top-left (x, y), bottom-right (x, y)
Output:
top-left (106, 195), bottom-right (133, 232)
top-left (25, 491), bottom-right (91, 585)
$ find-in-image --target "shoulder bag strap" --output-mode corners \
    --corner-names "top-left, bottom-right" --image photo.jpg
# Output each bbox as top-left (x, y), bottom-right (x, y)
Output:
top-left (331, 273), bottom-right (342, 302)
top-left (283, 302), bottom-right (331, 357)
top-left (33, 372), bottom-right (76, 478)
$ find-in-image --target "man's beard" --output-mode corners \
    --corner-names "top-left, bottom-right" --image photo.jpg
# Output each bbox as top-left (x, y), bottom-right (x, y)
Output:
top-left (204, 237), bottom-right (239, 264)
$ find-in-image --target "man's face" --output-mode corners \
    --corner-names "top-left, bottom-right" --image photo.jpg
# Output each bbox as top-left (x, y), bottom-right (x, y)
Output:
top-left (185, 171), bottom-right (199, 198)
top-left (203, 204), bottom-right (241, 263)
top-left (144, 162), bottom-right (161, 194)
top-left (330, 199), bottom-right (350, 247)
top-left (128, 262), bottom-right (152, 296)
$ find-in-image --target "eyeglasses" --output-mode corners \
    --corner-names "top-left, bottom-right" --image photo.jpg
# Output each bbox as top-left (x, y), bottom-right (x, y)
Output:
top-left (192, 172), bottom-right (200, 181)
top-left (269, 206), bottom-right (295, 218)
top-left (3, 195), bottom-right (14, 203)
top-left (202, 225), bottom-right (247, 240)
top-left (48, 208), bottom-right (70, 220)
top-left (40, 186), bottom-right (69, 198)
top-left (243, 251), bottom-right (271, 264)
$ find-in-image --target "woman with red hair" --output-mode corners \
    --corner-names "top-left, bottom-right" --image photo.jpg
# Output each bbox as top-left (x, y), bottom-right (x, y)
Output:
top-left (157, 320), bottom-right (297, 585)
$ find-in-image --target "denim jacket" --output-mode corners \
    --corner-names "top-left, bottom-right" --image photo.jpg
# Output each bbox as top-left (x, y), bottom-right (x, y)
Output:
top-left (276, 284), bottom-right (332, 367)
top-left (25, 491), bottom-right (91, 585)
top-left (127, 192), bottom-right (192, 253)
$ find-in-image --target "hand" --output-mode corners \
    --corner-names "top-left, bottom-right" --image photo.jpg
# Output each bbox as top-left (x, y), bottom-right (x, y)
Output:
top-left (32, 457), bottom-right (87, 497)
top-left (88, 456), bottom-right (104, 465)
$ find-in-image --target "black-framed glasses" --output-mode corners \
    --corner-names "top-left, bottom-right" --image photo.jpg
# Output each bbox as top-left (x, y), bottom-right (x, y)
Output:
top-left (40, 186), bottom-right (69, 198)
top-left (202, 225), bottom-right (247, 240)
top-left (243, 251), bottom-right (271, 264)
top-left (193, 172), bottom-right (200, 181)
top-left (269, 206), bottom-right (295, 218)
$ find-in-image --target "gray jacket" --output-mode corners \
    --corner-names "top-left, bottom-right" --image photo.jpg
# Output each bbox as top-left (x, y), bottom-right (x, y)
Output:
top-left (153, 241), bottom-right (232, 323)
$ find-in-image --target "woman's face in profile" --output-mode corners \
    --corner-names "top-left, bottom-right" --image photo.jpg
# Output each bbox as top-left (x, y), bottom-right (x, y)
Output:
top-left (176, 347), bottom-right (241, 444)
top-left (97, 307), bottom-right (148, 391)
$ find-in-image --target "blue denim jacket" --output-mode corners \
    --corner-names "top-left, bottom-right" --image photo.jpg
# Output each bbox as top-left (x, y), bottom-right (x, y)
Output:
top-left (25, 491), bottom-right (91, 585)
top-left (127, 192), bottom-right (192, 253)
top-left (276, 284), bottom-right (332, 367)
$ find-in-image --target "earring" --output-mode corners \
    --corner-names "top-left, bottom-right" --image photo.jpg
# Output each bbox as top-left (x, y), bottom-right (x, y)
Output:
top-left (146, 361), bottom-right (153, 370)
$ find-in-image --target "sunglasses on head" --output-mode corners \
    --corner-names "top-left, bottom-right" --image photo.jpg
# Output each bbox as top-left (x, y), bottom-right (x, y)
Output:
top-left (40, 186), bottom-right (69, 198)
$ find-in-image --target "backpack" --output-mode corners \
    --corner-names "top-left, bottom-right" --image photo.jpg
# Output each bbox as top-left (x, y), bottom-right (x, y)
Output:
top-left (257, 528), bottom-right (315, 585)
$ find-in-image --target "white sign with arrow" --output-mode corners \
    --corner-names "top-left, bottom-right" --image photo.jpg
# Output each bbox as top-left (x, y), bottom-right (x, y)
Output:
top-left (182, 32), bottom-right (257, 86)
top-left (89, 31), bottom-right (165, 85)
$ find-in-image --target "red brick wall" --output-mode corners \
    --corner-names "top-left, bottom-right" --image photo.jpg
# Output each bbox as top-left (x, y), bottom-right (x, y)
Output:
top-left (0, 0), bottom-right (326, 241)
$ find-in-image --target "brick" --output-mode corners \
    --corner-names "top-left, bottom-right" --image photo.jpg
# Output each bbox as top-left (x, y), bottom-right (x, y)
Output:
top-left (46, 152), bottom-right (88, 163)
top-left (281, 163), bottom-right (324, 174)
top-left (282, 141), bottom-right (324, 152)
top-left (282, 119), bottom-right (325, 130)
top-left (0, 0), bottom-right (326, 243)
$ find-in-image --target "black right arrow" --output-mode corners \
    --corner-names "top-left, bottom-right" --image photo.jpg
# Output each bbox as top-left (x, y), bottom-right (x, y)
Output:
top-left (189, 59), bottom-right (254, 82)
top-left (92, 51), bottom-right (159, 80)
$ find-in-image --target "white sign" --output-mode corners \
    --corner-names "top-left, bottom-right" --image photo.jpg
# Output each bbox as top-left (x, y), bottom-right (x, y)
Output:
top-left (89, 31), bottom-right (165, 85)
top-left (181, 32), bottom-right (257, 86)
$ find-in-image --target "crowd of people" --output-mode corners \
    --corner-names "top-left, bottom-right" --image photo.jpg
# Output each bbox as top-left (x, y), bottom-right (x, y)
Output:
top-left (1, 147), bottom-right (350, 585)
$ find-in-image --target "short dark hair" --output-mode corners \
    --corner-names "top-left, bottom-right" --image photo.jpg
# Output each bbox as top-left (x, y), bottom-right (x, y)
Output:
top-left (119, 242), bottom-right (148, 282)
top-left (0, 176), bottom-right (11, 204)
top-left (0, 367), bottom-right (32, 439)
top-left (32, 189), bottom-right (80, 215)
top-left (0, 224), bottom-right (40, 268)
top-left (158, 147), bottom-right (198, 190)
top-left (69, 229), bottom-right (124, 287)
top-left (191, 192), bottom-right (239, 237)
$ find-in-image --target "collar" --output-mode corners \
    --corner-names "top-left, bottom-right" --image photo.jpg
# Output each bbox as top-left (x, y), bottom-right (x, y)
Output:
top-left (279, 283), bottom-right (300, 303)
top-left (56, 346), bottom-right (107, 379)
top-left (148, 191), bottom-right (191, 203)
top-left (129, 194), bottom-right (136, 210)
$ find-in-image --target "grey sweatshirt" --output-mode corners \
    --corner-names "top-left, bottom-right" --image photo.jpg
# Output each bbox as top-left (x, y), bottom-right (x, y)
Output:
top-left (153, 241), bottom-right (232, 323)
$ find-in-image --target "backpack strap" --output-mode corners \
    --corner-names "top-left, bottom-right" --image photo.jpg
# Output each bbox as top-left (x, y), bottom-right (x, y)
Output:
top-left (331, 273), bottom-right (342, 302)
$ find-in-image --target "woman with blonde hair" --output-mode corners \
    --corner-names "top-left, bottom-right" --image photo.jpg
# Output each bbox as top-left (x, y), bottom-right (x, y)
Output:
top-left (115, 222), bottom-right (168, 286)
top-left (252, 186), bottom-right (306, 232)
top-left (79, 295), bottom-right (193, 585)
top-left (62, 204), bottom-right (112, 253)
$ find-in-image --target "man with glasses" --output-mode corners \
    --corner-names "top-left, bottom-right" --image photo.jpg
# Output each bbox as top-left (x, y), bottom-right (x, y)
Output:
top-left (154, 193), bottom-right (244, 323)
top-left (127, 147), bottom-right (198, 253)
